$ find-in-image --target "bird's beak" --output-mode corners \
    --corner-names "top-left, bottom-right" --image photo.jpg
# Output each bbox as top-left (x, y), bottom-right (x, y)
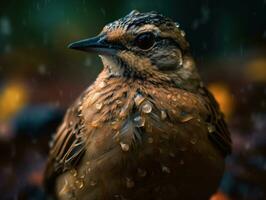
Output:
top-left (68, 34), bottom-right (119, 56)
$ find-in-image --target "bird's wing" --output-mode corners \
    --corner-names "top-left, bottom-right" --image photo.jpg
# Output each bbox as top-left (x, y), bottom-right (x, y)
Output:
top-left (44, 97), bottom-right (86, 193)
top-left (145, 85), bottom-right (232, 157)
top-left (201, 87), bottom-right (232, 156)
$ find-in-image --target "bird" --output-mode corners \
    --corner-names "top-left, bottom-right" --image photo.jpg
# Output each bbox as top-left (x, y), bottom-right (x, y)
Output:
top-left (44, 10), bottom-right (232, 200)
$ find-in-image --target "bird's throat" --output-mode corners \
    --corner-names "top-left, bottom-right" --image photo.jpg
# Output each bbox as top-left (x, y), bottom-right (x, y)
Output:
top-left (100, 55), bottom-right (124, 77)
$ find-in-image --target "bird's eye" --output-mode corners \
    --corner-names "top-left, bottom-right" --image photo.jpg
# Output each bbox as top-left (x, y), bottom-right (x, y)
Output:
top-left (135, 32), bottom-right (155, 50)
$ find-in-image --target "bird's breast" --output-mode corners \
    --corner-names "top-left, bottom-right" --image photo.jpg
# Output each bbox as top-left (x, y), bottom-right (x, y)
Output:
top-left (56, 78), bottom-right (224, 200)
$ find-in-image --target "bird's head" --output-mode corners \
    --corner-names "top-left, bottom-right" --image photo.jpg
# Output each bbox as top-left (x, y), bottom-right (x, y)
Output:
top-left (69, 10), bottom-right (201, 89)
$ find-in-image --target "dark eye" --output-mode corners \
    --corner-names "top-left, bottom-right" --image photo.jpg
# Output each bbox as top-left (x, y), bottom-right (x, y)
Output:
top-left (135, 32), bottom-right (155, 50)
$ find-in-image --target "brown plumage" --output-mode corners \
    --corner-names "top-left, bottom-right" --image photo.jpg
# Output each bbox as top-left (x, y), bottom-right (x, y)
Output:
top-left (44, 10), bottom-right (231, 200)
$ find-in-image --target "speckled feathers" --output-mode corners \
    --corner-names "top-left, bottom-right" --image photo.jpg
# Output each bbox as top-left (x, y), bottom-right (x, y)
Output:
top-left (45, 10), bottom-right (231, 200)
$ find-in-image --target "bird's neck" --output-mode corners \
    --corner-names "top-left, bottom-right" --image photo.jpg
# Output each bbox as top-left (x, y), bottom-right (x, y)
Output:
top-left (99, 55), bottom-right (202, 92)
top-left (87, 68), bottom-right (203, 129)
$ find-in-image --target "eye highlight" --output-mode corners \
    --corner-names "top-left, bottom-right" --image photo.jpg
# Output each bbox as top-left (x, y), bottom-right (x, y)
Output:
top-left (134, 32), bottom-right (155, 50)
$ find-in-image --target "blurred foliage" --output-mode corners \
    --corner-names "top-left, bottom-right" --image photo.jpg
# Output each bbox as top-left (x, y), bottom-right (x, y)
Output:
top-left (0, 81), bottom-right (28, 121)
top-left (245, 58), bottom-right (266, 82)
top-left (208, 83), bottom-right (234, 119)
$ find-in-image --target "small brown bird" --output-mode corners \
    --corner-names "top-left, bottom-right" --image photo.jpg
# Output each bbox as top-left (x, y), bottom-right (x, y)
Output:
top-left (44, 10), bottom-right (231, 200)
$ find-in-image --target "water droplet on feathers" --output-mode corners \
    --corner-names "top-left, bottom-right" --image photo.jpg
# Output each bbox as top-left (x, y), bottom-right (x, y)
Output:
top-left (133, 115), bottom-right (145, 127)
top-left (126, 177), bottom-right (135, 188)
top-left (134, 93), bottom-right (145, 106)
top-left (120, 142), bottom-right (130, 151)
top-left (142, 102), bottom-right (152, 113)
top-left (95, 103), bottom-right (103, 110)
top-left (161, 165), bottom-right (171, 173)
top-left (160, 110), bottom-right (167, 120)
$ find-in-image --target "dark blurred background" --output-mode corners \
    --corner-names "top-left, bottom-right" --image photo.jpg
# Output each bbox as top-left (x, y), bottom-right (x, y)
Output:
top-left (0, 0), bottom-right (265, 199)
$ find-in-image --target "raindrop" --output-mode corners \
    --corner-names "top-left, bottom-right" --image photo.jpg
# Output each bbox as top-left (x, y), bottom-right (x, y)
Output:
top-left (126, 177), bottom-right (135, 188)
top-left (38, 64), bottom-right (47, 75)
top-left (179, 57), bottom-right (183, 66)
top-left (179, 146), bottom-right (187, 152)
top-left (70, 169), bottom-right (78, 177)
top-left (36, 3), bottom-right (40, 11)
top-left (137, 168), bottom-right (147, 177)
top-left (175, 22), bottom-right (180, 28)
top-left (91, 120), bottom-right (100, 128)
top-left (75, 179), bottom-right (84, 189)
top-left (99, 81), bottom-right (106, 88)
top-left (158, 148), bottom-right (163, 154)
top-left (160, 110), bottom-right (167, 120)
top-left (133, 115), bottom-right (145, 127)
top-left (244, 142), bottom-right (251, 150)
top-left (134, 93), bottom-right (145, 106)
top-left (86, 167), bottom-right (91, 174)
top-left (190, 137), bottom-right (197, 145)
top-left (180, 111), bottom-right (194, 122)
top-left (141, 102), bottom-right (152, 113)
top-left (58, 179), bottom-right (70, 196)
top-left (120, 142), bottom-right (130, 151)
top-left (89, 92), bottom-right (100, 104)
top-left (100, 8), bottom-right (106, 16)
top-left (171, 96), bottom-right (177, 102)
top-left (90, 180), bottom-right (97, 186)
top-left (147, 137), bottom-right (154, 144)
top-left (113, 131), bottom-right (120, 142)
top-left (191, 20), bottom-right (200, 30)
top-left (169, 152), bottom-right (175, 158)
top-left (201, 5), bottom-right (210, 23)
top-left (192, 6), bottom-right (210, 30)
top-left (116, 99), bottom-right (122, 105)
top-left (119, 104), bottom-right (128, 118)
top-left (95, 102), bottom-right (103, 110)
top-left (0, 17), bottom-right (11, 35)
top-left (49, 140), bottom-right (53, 148)
top-left (161, 165), bottom-right (171, 173)
top-left (180, 30), bottom-right (186, 37)
top-left (207, 124), bottom-right (216, 133)
top-left (111, 119), bottom-right (120, 130)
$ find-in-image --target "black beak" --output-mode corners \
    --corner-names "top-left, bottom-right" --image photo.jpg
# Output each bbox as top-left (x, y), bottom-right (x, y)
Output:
top-left (68, 34), bottom-right (121, 55)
